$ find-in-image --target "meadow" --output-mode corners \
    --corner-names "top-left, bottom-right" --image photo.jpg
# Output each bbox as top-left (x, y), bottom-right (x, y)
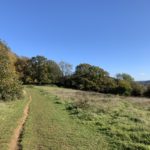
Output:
top-left (37, 86), bottom-right (150, 150)
top-left (0, 86), bottom-right (150, 150)
top-left (0, 96), bottom-right (28, 150)
top-left (21, 87), bottom-right (108, 150)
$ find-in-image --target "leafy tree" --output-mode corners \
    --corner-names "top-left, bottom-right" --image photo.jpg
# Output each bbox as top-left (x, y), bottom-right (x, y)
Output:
top-left (15, 57), bottom-right (30, 83)
top-left (116, 80), bottom-right (132, 96)
top-left (115, 73), bottom-right (138, 96)
top-left (75, 63), bottom-right (91, 78)
top-left (71, 64), bottom-right (112, 92)
top-left (116, 73), bottom-right (134, 82)
top-left (47, 60), bottom-right (63, 83)
top-left (131, 82), bottom-right (144, 96)
top-left (0, 41), bottom-right (22, 100)
top-left (16, 56), bottom-right (63, 84)
top-left (101, 77), bottom-right (117, 93)
top-left (143, 85), bottom-right (150, 97)
top-left (29, 56), bottom-right (49, 84)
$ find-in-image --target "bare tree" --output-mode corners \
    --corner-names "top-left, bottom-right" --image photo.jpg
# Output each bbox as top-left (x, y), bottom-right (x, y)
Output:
top-left (59, 61), bottom-right (73, 76)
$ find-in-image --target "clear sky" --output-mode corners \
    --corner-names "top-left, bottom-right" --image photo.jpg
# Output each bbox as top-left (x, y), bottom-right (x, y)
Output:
top-left (0, 0), bottom-right (150, 80)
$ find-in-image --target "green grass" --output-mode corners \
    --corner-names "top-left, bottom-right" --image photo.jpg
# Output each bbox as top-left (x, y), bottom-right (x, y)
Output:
top-left (21, 87), bottom-right (108, 150)
top-left (0, 85), bottom-right (150, 150)
top-left (0, 96), bottom-right (28, 150)
top-left (37, 86), bottom-right (150, 150)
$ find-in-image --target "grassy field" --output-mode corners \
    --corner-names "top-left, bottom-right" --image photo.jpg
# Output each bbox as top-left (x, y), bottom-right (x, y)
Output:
top-left (0, 85), bottom-right (150, 150)
top-left (36, 86), bottom-right (150, 150)
top-left (0, 94), bottom-right (28, 150)
top-left (21, 87), bottom-right (108, 150)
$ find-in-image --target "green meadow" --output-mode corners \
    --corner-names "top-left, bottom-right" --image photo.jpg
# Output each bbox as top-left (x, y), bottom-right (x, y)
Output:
top-left (0, 86), bottom-right (150, 150)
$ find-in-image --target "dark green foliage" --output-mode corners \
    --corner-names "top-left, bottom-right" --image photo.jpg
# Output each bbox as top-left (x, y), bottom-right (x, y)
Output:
top-left (15, 55), bottom-right (146, 97)
top-left (29, 56), bottom-right (49, 84)
top-left (9, 41), bottom-right (146, 97)
top-left (115, 73), bottom-right (144, 96)
top-left (131, 82), bottom-right (144, 96)
top-left (75, 63), bottom-right (92, 77)
top-left (116, 73), bottom-right (134, 82)
top-left (47, 60), bottom-right (62, 83)
top-left (15, 57), bottom-right (30, 83)
top-left (58, 64), bottom-right (146, 97)
top-left (16, 56), bottom-right (63, 84)
top-left (73, 63), bottom-right (111, 92)
top-left (116, 80), bottom-right (132, 96)
top-left (0, 41), bottom-right (23, 100)
top-left (143, 86), bottom-right (150, 97)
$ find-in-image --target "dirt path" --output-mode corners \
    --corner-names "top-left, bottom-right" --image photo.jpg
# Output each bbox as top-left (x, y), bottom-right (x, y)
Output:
top-left (9, 95), bottom-right (32, 150)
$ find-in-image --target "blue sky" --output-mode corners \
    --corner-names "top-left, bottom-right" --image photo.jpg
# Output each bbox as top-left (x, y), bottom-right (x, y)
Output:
top-left (0, 0), bottom-right (150, 80)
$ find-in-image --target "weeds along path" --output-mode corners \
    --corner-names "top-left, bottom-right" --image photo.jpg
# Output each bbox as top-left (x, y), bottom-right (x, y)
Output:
top-left (9, 95), bottom-right (32, 150)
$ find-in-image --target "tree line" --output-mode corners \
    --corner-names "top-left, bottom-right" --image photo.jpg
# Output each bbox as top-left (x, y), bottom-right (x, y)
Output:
top-left (0, 41), bottom-right (150, 100)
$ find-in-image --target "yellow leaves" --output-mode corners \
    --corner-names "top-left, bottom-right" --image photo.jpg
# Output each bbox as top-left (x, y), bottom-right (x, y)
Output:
top-left (0, 41), bottom-right (22, 100)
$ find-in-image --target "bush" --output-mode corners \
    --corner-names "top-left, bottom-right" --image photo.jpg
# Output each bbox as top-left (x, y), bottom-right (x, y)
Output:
top-left (0, 41), bottom-right (23, 101)
top-left (116, 80), bottom-right (132, 96)
top-left (131, 83), bottom-right (144, 96)
top-left (143, 86), bottom-right (150, 97)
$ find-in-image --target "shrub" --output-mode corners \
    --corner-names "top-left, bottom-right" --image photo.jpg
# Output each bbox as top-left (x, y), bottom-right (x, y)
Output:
top-left (143, 86), bottom-right (150, 97)
top-left (0, 41), bottom-right (23, 100)
top-left (116, 80), bottom-right (132, 96)
top-left (131, 83), bottom-right (144, 96)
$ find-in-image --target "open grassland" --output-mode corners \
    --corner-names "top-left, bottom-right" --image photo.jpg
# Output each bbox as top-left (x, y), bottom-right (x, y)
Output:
top-left (0, 86), bottom-right (150, 150)
top-left (22, 87), bottom-right (108, 150)
top-left (37, 86), bottom-right (150, 150)
top-left (0, 96), bottom-right (28, 150)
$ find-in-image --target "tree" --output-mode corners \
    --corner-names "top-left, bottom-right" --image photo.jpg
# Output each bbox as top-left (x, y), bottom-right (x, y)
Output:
top-left (115, 73), bottom-right (138, 96)
top-left (29, 56), bottom-right (49, 84)
top-left (75, 63), bottom-right (91, 77)
top-left (71, 64), bottom-right (112, 92)
top-left (143, 85), bottom-right (150, 97)
top-left (0, 41), bottom-right (22, 100)
top-left (47, 60), bottom-right (63, 83)
top-left (116, 73), bottom-right (134, 82)
top-left (116, 80), bottom-right (132, 96)
top-left (15, 57), bottom-right (30, 83)
top-left (131, 82), bottom-right (144, 96)
top-left (59, 61), bottom-right (73, 76)
top-left (16, 56), bottom-right (63, 84)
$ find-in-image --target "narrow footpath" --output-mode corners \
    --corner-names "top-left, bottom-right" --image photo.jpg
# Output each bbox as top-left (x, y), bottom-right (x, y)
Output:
top-left (9, 96), bottom-right (32, 150)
